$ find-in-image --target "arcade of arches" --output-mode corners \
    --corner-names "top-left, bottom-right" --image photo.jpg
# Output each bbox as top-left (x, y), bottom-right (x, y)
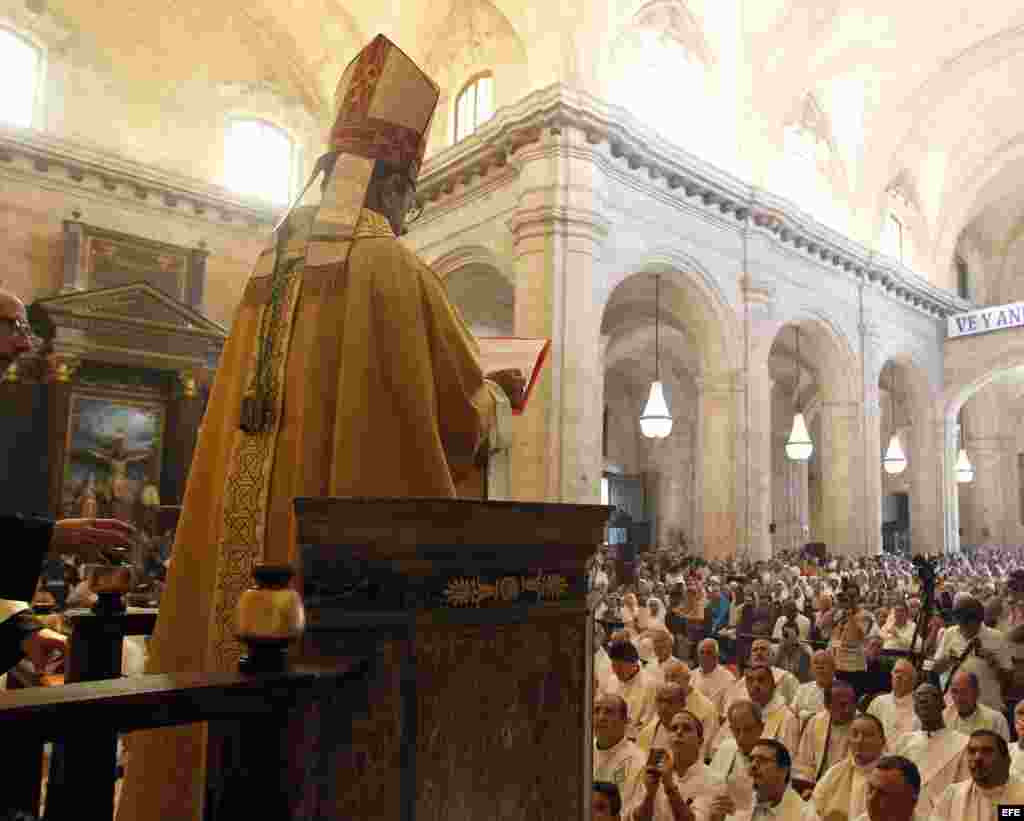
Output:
top-left (5, 0), bottom-right (1024, 557)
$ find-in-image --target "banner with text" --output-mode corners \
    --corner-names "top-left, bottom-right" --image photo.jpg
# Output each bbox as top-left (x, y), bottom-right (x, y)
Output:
top-left (948, 302), bottom-right (1024, 339)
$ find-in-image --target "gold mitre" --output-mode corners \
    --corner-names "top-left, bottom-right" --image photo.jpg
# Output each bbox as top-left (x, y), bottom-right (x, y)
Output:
top-left (328, 34), bottom-right (440, 180)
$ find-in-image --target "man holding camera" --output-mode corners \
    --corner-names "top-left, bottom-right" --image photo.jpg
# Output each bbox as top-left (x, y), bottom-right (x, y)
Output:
top-left (932, 597), bottom-right (1011, 713)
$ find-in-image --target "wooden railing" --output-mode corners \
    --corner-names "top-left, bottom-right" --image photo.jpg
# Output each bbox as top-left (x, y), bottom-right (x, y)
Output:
top-left (2, 662), bottom-right (364, 819)
top-left (2, 603), bottom-right (367, 820)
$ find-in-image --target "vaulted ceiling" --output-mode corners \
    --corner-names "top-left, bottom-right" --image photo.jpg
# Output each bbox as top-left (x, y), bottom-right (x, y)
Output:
top-left (10, 0), bottom-right (1024, 297)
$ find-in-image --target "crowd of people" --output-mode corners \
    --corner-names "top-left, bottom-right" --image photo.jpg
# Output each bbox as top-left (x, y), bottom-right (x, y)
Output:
top-left (590, 545), bottom-right (1024, 821)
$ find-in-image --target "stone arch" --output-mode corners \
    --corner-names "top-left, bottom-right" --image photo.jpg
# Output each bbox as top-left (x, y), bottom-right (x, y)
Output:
top-left (943, 334), bottom-right (1024, 419)
top-left (601, 248), bottom-right (741, 378)
top-left (429, 244), bottom-right (512, 284)
top-left (434, 254), bottom-right (514, 336)
top-left (756, 308), bottom-right (860, 406)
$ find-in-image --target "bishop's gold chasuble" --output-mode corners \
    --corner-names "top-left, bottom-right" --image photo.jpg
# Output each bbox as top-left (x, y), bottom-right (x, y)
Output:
top-left (116, 36), bottom-right (499, 821)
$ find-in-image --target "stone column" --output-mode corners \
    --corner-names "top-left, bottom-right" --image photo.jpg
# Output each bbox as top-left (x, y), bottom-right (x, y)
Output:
top-left (507, 132), bottom-right (609, 503)
top-left (746, 362), bottom-right (773, 560)
top-left (940, 415), bottom-right (961, 554)
top-left (963, 437), bottom-right (1011, 544)
top-left (819, 399), bottom-right (864, 555)
top-left (908, 415), bottom-right (943, 555)
top-left (696, 371), bottom-right (741, 559)
top-left (862, 381), bottom-right (883, 556)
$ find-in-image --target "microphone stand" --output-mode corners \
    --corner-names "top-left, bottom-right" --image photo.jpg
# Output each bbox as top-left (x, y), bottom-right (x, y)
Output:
top-left (908, 556), bottom-right (939, 680)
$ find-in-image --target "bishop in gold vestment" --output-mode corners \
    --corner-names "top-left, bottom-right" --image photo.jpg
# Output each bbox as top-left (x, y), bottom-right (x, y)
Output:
top-left (116, 35), bottom-right (518, 821)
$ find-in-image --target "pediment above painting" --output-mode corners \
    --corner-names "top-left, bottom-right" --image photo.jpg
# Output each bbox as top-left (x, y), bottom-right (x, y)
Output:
top-left (31, 282), bottom-right (227, 373)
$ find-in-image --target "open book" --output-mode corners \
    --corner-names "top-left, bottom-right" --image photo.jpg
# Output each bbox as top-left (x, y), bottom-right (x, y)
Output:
top-left (477, 336), bottom-right (550, 415)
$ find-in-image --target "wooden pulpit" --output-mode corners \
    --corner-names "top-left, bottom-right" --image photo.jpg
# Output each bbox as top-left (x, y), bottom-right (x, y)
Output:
top-left (292, 496), bottom-right (611, 821)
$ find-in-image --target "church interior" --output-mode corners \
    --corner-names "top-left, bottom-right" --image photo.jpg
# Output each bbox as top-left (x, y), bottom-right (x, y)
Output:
top-left (3, 0), bottom-right (1024, 818)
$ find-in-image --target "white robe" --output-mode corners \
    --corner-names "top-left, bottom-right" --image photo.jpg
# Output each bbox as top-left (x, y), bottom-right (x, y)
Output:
top-left (891, 728), bottom-right (970, 816)
top-left (594, 736), bottom-right (647, 809)
top-left (606, 666), bottom-right (659, 738)
top-left (693, 664), bottom-right (737, 717)
top-left (868, 691), bottom-right (919, 744)
top-left (626, 760), bottom-right (727, 821)
top-left (812, 756), bottom-right (875, 821)
top-left (709, 738), bottom-right (754, 812)
top-left (793, 712), bottom-right (852, 785)
top-left (792, 681), bottom-right (828, 723)
top-left (930, 777), bottom-right (1024, 821)
top-left (1011, 743), bottom-right (1024, 779)
top-left (726, 786), bottom-right (820, 821)
top-left (710, 695), bottom-right (800, 761)
top-left (941, 702), bottom-right (1010, 741)
top-left (724, 667), bottom-right (800, 709)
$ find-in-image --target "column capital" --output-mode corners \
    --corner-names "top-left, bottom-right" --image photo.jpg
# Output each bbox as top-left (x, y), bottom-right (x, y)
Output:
top-left (506, 205), bottom-right (610, 247)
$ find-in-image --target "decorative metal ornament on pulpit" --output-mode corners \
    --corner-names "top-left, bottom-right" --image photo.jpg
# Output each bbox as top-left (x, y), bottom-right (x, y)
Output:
top-left (785, 325), bottom-right (813, 462)
top-left (235, 563), bottom-right (306, 672)
top-left (640, 274), bottom-right (673, 439)
top-left (882, 365), bottom-right (907, 475)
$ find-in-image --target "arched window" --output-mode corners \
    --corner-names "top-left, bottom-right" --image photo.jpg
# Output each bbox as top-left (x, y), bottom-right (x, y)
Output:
top-left (454, 73), bottom-right (494, 143)
top-left (223, 118), bottom-right (295, 206)
top-left (0, 27), bottom-right (42, 128)
top-left (883, 213), bottom-right (904, 263)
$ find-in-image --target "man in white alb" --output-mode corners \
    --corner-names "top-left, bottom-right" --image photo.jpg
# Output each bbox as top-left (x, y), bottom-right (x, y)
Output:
top-left (720, 740), bottom-right (820, 821)
top-left (595, 693), bottom-right (648, 809)
top-left (607, 640), bottom-right (659, 739)
top-left (724, 640), bottom-right (799, 710)
top-left (647, 629), bottom-right (683, 688)
top-left (792, 651), bottom-right (836, 726)
top-left (1010, 700), bottom-right (1024, 778)
top-left (660, 661), bottom-right (719, 762)
top-left (793, 679), bottom-right (857, 794)
top-left (930, 730), bottom-right (1024, 821)
top-left (637, 683), bottom-right (689, 756)
top-left (854, 756), bottom-right (923, 821)
top-left (774, 600), bottom-right (811, 642)
top-left (881, 603), bottom-right (919, 652)
top-left (868, 658), bottom-right (919, 744)
top-left (693, 639), bottom-right (736, 719)
top-left (709, 701), bottom-right (762, 813)
top-left (712, 665), bottom-right (799, 760)
top-left (629, 709), bottom-right (728, 821)
top-left (889, 684), bottom-right (970, 816)
top-left (942, 671), bottom-right (1009, 740)
top-left (812, 712), bottom-right (886, 821)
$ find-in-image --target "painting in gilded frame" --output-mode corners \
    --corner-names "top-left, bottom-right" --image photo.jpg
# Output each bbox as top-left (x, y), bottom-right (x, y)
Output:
top-left (62, 390), bottom-right (165, 526)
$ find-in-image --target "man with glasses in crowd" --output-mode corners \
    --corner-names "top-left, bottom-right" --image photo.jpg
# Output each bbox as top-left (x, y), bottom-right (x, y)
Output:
top-left (0, 288), bottom-right (137, 675)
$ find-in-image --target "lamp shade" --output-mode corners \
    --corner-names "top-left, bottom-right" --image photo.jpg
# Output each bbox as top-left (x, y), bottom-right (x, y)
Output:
top-left (955, 448), bottom-right (975, 484)
top-left (785, 412), bottom-right (813, 462)
top-left (882, 434), bottom-right (907, 475)
top-left (640, 380), bottom-right (673, 438)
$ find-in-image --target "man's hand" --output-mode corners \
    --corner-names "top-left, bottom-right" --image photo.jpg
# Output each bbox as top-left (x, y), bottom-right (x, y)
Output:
top-left (50, 518), bottom-right (137, 563)
top-left (486, 369), bottom-right (527, 411)
top-left (708, 795), bottom-right (736, 821)
top-left (21, 628), bottom-right (67, 673)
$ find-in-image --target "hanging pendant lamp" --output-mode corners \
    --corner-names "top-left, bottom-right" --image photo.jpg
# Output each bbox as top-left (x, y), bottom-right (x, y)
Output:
top-left (882, 366), bottom-right (907, 475)
top-left (955, 412), bottom-right (974, 484)
top-left (640, 274), bottom-right (673, 439)
top-left (785, 325), bottom-right (813, 461)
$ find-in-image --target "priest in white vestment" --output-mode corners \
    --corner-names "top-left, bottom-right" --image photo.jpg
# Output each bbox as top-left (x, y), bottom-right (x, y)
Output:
top-left (942, 671), bottom-right (1009, 740)
top-left (607, 640), bottom-right (659, 740)
top-left (890, 684), bottom-right (970, 816)
top-left (724, 640), bottom-right (800, 710)
top-left (595, 693), bottom-right (648, 809)
top-left (693, 639), bottom-right (736, 719)
top-left (637, 683), bottom-right (690, 756)
top-left (881, 603), bottom-right (921, 652)
top-left (853, 755), bottom-right (925, 821)
top-left (660, 660), bottom-right (720, 761)
top-left (713, 665), bottom-right (800, 760)
top-left (931, 597), bottom-right (1012, 714)
top-left (709, 701), bottom-right (762, 813)
top-left (1010, 701), bottom-right (1024, 778)
top-left (868, 659), bottom-right (919, 744)
top-left (812, 713), bottom-right (886, 821)
top-left (723, 739), bottom-right (820, 821)
top-left (792, 651), bottom-right (836, 725)
top-left (930, 730), bottom-right (1024, 821)
top-left (628, 709), bottom-right (728, 821)
top-left (646, 629), bottom-right (683, 688)
top-left (793, 679), bottom-right (857, 793)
